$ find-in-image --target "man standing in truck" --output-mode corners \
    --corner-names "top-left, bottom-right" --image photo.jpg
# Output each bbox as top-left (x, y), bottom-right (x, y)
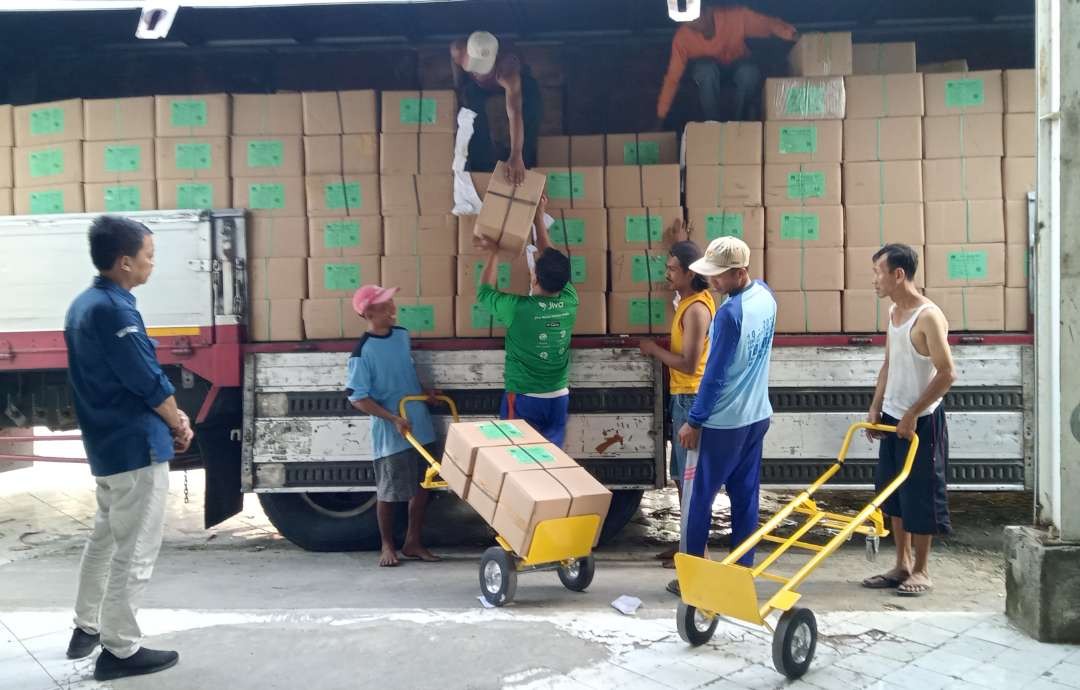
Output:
top-left (862, 244), bottom-right (955, 597)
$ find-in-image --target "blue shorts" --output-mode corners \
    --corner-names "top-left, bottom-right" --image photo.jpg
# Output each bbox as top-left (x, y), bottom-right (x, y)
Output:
top-left (500, 392), bottom-right (570, 448)
top-left (669, 394), bottom-right (696, 482)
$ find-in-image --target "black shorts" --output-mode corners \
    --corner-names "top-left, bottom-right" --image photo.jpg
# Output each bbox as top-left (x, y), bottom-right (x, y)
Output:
top-left (876, 407), bottom-right (952, 535)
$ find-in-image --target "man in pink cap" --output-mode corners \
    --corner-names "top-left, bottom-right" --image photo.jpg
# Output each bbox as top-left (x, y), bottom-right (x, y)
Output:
top-left (345, 284), bottom-right (440, 567)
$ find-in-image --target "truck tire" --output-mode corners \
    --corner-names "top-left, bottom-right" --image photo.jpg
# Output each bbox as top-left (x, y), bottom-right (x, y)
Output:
top-left (598, 489), bottom-right (644, 545)
top-left (258, 492), bottom-right (383, 552)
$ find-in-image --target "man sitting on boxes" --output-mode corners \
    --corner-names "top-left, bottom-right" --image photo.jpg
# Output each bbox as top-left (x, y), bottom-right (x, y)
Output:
top-left (345, 284), bottom-right (441, 568)
top-left (476, 194), bottom-right (579, 448)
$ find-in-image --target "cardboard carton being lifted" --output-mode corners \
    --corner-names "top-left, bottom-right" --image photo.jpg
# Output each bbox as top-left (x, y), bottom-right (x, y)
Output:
top-left (473, 161), bottom-right (546, 258)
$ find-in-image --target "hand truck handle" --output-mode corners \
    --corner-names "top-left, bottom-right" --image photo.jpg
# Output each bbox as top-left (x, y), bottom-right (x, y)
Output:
top-left (398, 394), bottom-right (460, 423)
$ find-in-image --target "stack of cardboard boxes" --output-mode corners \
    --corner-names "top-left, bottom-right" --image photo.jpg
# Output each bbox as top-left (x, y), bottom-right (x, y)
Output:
top-left (13, 98), bottom-right (84, 215)
top-left (156, 93), bottom-right (232, 213)
top-left (1004, 70), bottom-right (1036, 331)
top-left (0, 106), bottom-right (10, 214)
top-left (83, 97), bottom-right (157, 213)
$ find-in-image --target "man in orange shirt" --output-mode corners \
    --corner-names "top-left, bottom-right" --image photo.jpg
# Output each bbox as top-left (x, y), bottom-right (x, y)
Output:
top-left (657, 2), bottom-right (797, 123)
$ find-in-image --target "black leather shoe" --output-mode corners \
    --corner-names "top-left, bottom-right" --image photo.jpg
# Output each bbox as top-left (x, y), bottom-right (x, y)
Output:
top-left (65, 628), bottom-right (100, 659)
top-left (94, 647), bottom-right (179, 681)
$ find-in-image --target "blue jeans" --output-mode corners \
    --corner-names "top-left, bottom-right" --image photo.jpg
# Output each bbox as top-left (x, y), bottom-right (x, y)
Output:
top-left (669, 394), bottom-right (696, 482)
top-left (690, 59), bottom-right (762, 121)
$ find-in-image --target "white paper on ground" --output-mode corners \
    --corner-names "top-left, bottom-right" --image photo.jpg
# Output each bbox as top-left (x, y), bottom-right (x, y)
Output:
top-left (453, 108), bottom-right (484, 215)
top-left (477, 595), bottom-right (496, 609)
top-left (611, 595), bottom-right (642, 615)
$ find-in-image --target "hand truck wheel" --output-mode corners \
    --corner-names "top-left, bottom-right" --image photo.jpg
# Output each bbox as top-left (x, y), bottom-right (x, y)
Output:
top-left (772, 607), bottom-right (818, 679)
top-left (676, 601), bottom-right (719, 646)
top-left (557, 555), bottom-right (595, 592)
top-left (479, 546), bottom-right (517, 607)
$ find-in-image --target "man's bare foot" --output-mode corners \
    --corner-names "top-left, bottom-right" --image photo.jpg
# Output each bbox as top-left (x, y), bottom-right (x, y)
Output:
top-left (379, 547), bottom-right (400, 567)
top-left (861, 567), bottom-right (910, 589)
top-left (897, 571), bottom-right (933, 596)
top-left (400, 543), bottom-right (441, 562)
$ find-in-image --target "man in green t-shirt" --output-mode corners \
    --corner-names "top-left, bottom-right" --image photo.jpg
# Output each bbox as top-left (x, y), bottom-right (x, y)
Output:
top-left (476, 195), bottom-right (579, 446)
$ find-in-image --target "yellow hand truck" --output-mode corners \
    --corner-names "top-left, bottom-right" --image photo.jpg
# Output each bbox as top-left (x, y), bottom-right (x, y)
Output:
top-left (673, 422), bottom-right (919, 679)
top-left (399, 394), bottom-right (603, 607)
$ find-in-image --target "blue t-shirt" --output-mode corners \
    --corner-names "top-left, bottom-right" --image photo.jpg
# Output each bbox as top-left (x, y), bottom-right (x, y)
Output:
top-left (345, 327), bottom-right (436, 459)
top-left (689, 280), bottom-right (776, 430)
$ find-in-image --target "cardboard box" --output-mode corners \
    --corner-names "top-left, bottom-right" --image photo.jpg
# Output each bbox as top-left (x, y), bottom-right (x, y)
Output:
top-left (924, 200), bottom-right (1005, 245)
top-left (380, 255), bottom-right (455, 297)
top-left (764, 77), bottom-right (846, 120)
top-left (1005, 287), bottom-right (1029, 331)
top-left (474, 162), bottom-right (546, 257)
top-left (301, 90), bottom-right (378, 135)
top-left (847, 244), bottom-right (925, 289)
top-left (1003, 157), bottom-right (1035, 201)
top-left (248, 216), bottom-right (309, 259)
top-left (605, 132), bottom-right (678, 165)
top-left (923, 114), bottom-right (1004, 159)
top-left (249, 299), bottom-right (303, 342)
top-left (1005, 199), bottom-right (1029, 245)
top-left (157, 178), bottom-right (231, 209)
top-left (379, 132), bottom-right (454, 175)
top-left (83, 97), bottom-right (154, 141)
top-left (456, 294), bottom-right (510, 338)
top-left (604, 164), bottom-right (680, 208)
top-left (1004, 69), bottom-right (1036, 113)
top-left (491, 469), bottom-right (572, 555)
top-left (919, 60), bottom-right (970, 74)
top-left (14, 99), bottom-right (83, 146)
top-left (383, 214), bottom-right (456, 255)
top-left (610, 250), bottom-right (669, 292)
top-left (763, 163), bottom-right (841, 207)
top-left (307, 256), bottom-right (380, 299)
top-left (684, 165), bottom-right (762, 208)
top-left (924, 70), bottom-right (1004, 116)
top-left (395, 295), bottom-right (456, 338)
top-left (843, 160), bottom-right (923, 204)
top-left (304, 134), bottom-right (378, 175)
top-left (305, 174), bottom-right (380, 217)
top-left (844, 74), bottom-right (925, 118)
top-left (473, 443), bottom-right (578, 500)
top-left (607, 292), bottom-right (675, 335)
top-left (546, 208), bottom-right (608, 252)
top-left (84, 181), bottom-right (157, 213)
top-left (843, 117), bottom-right (923, 161)
top-left (563, 250), bottom-right (608, 294)
top-left (683, 121), bottom-right (763, 166)
top-left (789, 32), bottom-right (853, 77)
top-left (535, 167), bottom-right (604, 209)
top-left (537, 135), bottom-right (606, 167)
top-left (230, 136), bottom-right (302, 178)
top-left (0, 105), bottom-right (12, 148)
top-left (156, 136), bottom-right (230, 180)
top-left (852, 42), bottom-right (917, 74)
top-left (766, 248), bottom-right (845, 291)
top-left (380, 174), bottom-right (453, 217)
top-left (764, 120), bottom-right (842, 163)
top-left (439, 451), bottom-right (472, 500)
top-left (13, 184), bottom-right (83, 215)
top-left (574, 291), bottom-right (608, 335)
top-left (1007, 243), bottom-right (1030, 288)
top-left (0, 148), bottom-right (11, 189)
top-left (546, 466), bottom-right (612, 536)
top-left (82, 139), bottom-right (155, 183)
top-left (302, 298), bottom-right (367, 340)
top-left (381, 90), bottom-right (456, 133)
top-left (845, 203), bottom-right (925, 247)
top-left (457, 254), bottom-right (532, 296)
top-left (14, 142), bottom-right (82, 187)
top-left (457, 214), bottom-right (482, 255)
top-left (155, 94), bottom-right (230, 138)
top-left (765, 205), bottom-right (844, 248)
top-left (774, 291), bottom-right (842, 333)
top-left (232, 93), bottom-right (303, 135)
top-left (234, 176), bottom-right (306, 217)
top-left (466, 483), bottom-right (497, 522)
top-left (249, 257), bottom-right (307, 300)
top-left (687, 206), bottom-right (766, 249)
top-left (308, 216), bottom-right (382, 257)
top-left (607, 207), bottom-right (684, 251)
top-left (924, 244), bottom-right (1006, 287)
top-left (842, 290), bottom-right (890, 333)
top-left (1004, 113), bottom-right (1036, 158)
top-left (922, 158), bottom-right (1003, 201)
top-left (0, 188), bottom-right (11, 215)
top-left (925, 287), bottom-right (1005, 331)
top-left (444, 420), bottom-right (548, 475)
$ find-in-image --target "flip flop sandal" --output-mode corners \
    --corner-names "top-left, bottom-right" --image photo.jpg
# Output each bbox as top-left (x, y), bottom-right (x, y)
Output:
top-left (666, 579), bottom-right (681, 596)
top-left (661, 559), bottom-right (676, 569)
top-left (861, 573), bottom-right (904, 589)
top-left (896, 584), bottom-right (932, 597)
top-left (400, 553), bottom-right (442, 563)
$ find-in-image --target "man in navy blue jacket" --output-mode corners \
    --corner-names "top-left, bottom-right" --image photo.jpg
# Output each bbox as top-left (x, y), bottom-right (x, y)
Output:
top-left (63, 215), bottom-right (193, 682)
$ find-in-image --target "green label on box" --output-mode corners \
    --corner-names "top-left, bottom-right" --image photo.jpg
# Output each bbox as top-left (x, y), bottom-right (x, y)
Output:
top-left (550, 218), bottom-right (585, 246)
top-left (570, 255), bottom-right (587, 283)
top-left (631, 255), bottom-right (666, 284)
top-left (623, 141), bottom-right (660, 165)
top-left (171, 100), bottom-right (207, 127)
top-left (947, 250), bottom-right (988, 280)
top-left (177, 183), bottom-right (213, 208)
top-left (945, 79), bottom-right (985, 108)
top-left (324, 263), bottom-right (361, 291)
top-left (105, 145), bottom-right (142, 172)
top-left (705, 213), bottom-right (744, 241)
top-left (400, 98), bottom-right (437, 125)
top-left (780, 213), bottom-right (821, 241)
top-left (249, 183), bottom-right (285, 209)
top-left (779, 126), bottom-right (817, 154)
top-left (625, 215), bottom-right (663, 243)
top-left (325, 182), bottom-right (361, 210)
top-left (474, 261), bottom-right (511, 289)
top-left (30, 107), bottom-right (64, 135)
top-left (509, 445), bottom-right (555, 464)
top-left (787, 171), bottom-right (826, 199)
top-left (104, 185), bottom-right (141, 212)
top-left (629, 297), bottom-right (666, 326)
top-left (471, 303), bottom-right (510, 329)
top-left (29, 148), bottom-right (64, 178)
top-left (324, 220), bottom-right (360, 248)
top-left (398, 304), bottom-right (435, 332)
top-left (247, 139), bottom-right (283, 168)
top-left (29, 190), bottom-right (64, 214)
top-left (175, 142), bottom-right (212, 170)
top-left (546, 172), bottom-right (584, 200)
top-left (785, 85), bottom-right (827, 117)
top-left (479, 421), bottom-right (522, 440)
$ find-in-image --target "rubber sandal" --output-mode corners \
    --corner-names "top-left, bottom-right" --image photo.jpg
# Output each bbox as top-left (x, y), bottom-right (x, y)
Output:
top-left (896, 583), bottom-right (933, 597)
top-left (861, 573), bottom-right (905, 589)
top-left (666, 579), bottom-right (681, 596)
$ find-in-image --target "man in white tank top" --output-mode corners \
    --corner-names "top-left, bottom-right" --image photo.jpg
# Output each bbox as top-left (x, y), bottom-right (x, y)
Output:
top-left (862, 244), bottom-right (957, 597)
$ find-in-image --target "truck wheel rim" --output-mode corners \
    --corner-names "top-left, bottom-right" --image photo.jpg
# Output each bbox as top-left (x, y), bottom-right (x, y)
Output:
top-left (300, 492), bottom-right (376, 518)
top-left (791, 622), bottom-right (812, 664)
top-left (483, 561), bottom-right (503, 593)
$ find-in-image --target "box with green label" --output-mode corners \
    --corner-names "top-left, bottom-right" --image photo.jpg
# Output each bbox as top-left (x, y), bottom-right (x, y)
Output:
top-left (546, 208), bottom-right (608, 251)
top-left (83, 139), bottom-right (155, 183)
top-left (234, 176), bottom-right (305, 217)
top-left (564, 250), bottom-right (608, 293)
top-left (14, 99), bottom-right (83, 146)
top-left (302, 298), bottom-right (367, 340)
top-left (774, 291), bottom-right (842, 334)
top-left (307, 256), bottom-right (379, 299)
top-left (309, 216), bottom-right (381, 256)
top-left (536, 135), bottom-right (606, 167)
top-left (846, 245), bottom-right (925, 289)
top-left (380, 173), bottom-right (453, 217)
top-left (789, 31), bottom-right (853, 77)
top-left (925, 70), bottom-right (1004, 116)
top-left (472, 442), bottom-right (578, 502)
top-left (232, 93), bottom-right (303, 135)
top-left (248, 216), bottom-right (309, 259)
top-left (455, 295), bottom-right (510, 338)
top-left (156, 136), bottom-right (230, 179)
top-left (764, 77), bottom-right (846, 121)
top-left (921, 158), bottom-right (1003, 202)
top-left (843, 160), bottom-right (923, 204)
top-left (925, 199), bottom-right (1005, 244)
top-left (380, 214), bottom-right (456, 255)
top-left (249, 299), bottom-right (303, 342)
top-left (844, 74), bottom-right (925, 118)
top-left (573, 290), bottom-right (608, 335)
top-left (683, 121), bottom-right (763, 165)
top-left (763, 163), bottom-right (841, 206)
top-left (607, 292), bottom-right (674, 335)
top-left (604, 132), bottom-right (678, 166)
top-left (923, 113), bottom-right (1003, 160)
top-left (607, 207), bottom-right (684, 251)
top-left (685, 165), bottom-right (763, 208)
top-left (457, 253), bottom-right (531, 296)
top-left (765, 248), bottom-right (844, 291)
top-left (925, 244), bottom-right (1005, 287)
top-left (155, 94), bottom-right (230, 138)
top-left (83, 97), bottom-right (154, 141)
top-left (687, 207), bottom-right (765, 249)
top-left (843, 117), bottom-right (923, 161)
top-left (380, 90), bottom-right (456, 134)
top-left (765, 120), bottom-right (843, 163)
top-left (765, 206), bottom-right (843, 248)
top-left (249, 257), bottom-right (307, 300)
top-left (305, 134), bottom-right (379, 175)
top-left (14, 141), bottom-right (82, 187)
top-left (381, 255), bottom-right (455, 297)
top-left (444, 420), bottom-right (549, 477)
top-left (230, 136), bottom-right (303, 178)
top-left (379, 132), bottom-right (454, 175)
top-left (604, 164), bottom-right (680, 208)
top-left (301, 90), bottom-right (378, 135)
top-left (157, 178), bottom-right (231, 210)
top-left (533, 166), bottom-right (605, 210)
top-left (925, 287), bottom-right (1005, 331)
top-left (84, 181), bottom-right (157, 213)
top-left (14, 184), bottom-right (83, 215)
top-left (396, 296), bottom-right (454, 338)
top-left (305, 174), bottom-right (379, 217)
top-left (610, 250), bottom-right (669, 292)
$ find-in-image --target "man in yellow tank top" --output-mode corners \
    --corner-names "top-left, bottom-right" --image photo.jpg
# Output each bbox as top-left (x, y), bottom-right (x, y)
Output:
top-left (640, 237), bottom-right (716, 566)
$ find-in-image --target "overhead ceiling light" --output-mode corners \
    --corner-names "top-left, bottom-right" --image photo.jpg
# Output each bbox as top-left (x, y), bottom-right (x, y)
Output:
top-left (667, 0), bottom-right (700, 22)
top-left (136, 1), bottom-right (179, 39)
